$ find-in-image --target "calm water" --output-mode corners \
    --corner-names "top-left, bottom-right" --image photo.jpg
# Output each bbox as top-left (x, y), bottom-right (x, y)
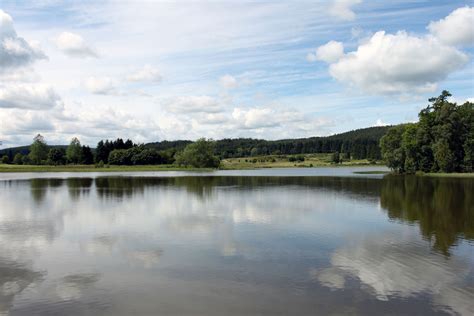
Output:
top-left (0, 168), bottom-right (473, 315)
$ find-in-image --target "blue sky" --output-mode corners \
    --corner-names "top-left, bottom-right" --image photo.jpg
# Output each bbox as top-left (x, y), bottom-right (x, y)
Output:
top-left (0, 0), bottom-right (473, 147)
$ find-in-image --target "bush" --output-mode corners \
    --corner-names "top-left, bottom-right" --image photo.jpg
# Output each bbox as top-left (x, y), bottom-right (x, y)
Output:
top-left (175, 138), bottom-right (220, 168)
top-left (1, 155), bottom-right (9, 164)
top-left (131, 148), bottom-right (161, 165)
top-left (108, 149), bottom-right (133, 165)
top-left (48, 148), bottom-right (66, 165)
top-left (13, 153), bottom-right (23, 165)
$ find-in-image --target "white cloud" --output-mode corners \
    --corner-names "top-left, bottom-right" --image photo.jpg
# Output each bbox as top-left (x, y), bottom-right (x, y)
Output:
top-left (0, 9), bottom-right (46, 72)
top-left (328, 31), bottom-right (469, 94)
top-left (55, 32), bottom-right (98, 58)
top-left (232, 107), bottom-right (303, 129)
top-left (428, 6), bottom-right (474, 46)
top-left (0, 110), bottom-right (55, 135)
top-left (375, 119), bottom-right (387, 126)
top-left (0, 84), bottom-right (61, 110)
top-left (329, 0), bottom-right (362, 21)
top-left (84, 76), bottom-right (117, 95)
top-left (308, 40), bottom-right (344, 63)
top-left (165, 96), bottom-right (223, 114)
top-left (128, 65), bottom-right (162, 83)
top-left (219, 74), bottom-right (238, 89)
top-left (196, 113), bottom-right (229, 125)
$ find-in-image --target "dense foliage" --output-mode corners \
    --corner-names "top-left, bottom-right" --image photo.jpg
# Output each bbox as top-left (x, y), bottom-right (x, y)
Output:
top-left (380, 91), bottom-right (473, 173)
top-left (146, 126), bottom-right (389, 160)
top-left (96, 138), bottom-right (135, 163)
top-left (175, 138), bottom-right (220, 168)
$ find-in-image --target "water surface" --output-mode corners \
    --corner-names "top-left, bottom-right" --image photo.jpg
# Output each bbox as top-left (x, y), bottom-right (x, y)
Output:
top-left (0, 169), bottom-right (472, 315)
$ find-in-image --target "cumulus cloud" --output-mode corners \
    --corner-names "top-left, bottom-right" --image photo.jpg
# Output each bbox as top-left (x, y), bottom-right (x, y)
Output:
top-left (196, 113), bottom-right (229, 125)
top-left (0, 9), bottom-right (47, 72)
top-left (0, 110), bottom-right (55, 135)
top-left (55, 31), bottom-right (98, 58)
top-left (165, 95), bottom-right (223, 114)
top-left (219, 74), bottom-right (238, 89)
top-left (327, 31), bottom-right (469, 94)
top-left (329, 0), bottom-right (362, 21)
top-left (128, 65), bottom-right (162, 83)
top-left (84, 76), bottom-right (117, 95)
top-left (308, 41), bottom-right (344, 63)
top-left (0, 84), bottom-right (61, 110)
top-left (232, 107), bottom-right (303, 129)
top-left (428, 6), bottom-right (474, 46)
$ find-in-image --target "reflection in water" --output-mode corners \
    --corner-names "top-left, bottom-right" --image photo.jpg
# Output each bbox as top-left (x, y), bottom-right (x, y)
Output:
top-left (312, 236), bottom-right (474, 315)
top-left (381, 176), bottom-right (474, 255)
top-left (0, 173), bottom-right (472, 315)
top-left (0, 260), bottom-right (44, 315)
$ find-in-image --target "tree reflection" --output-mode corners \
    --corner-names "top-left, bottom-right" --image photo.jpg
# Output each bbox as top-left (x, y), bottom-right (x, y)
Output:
top-left (380, 176), bottom-right (474, 255)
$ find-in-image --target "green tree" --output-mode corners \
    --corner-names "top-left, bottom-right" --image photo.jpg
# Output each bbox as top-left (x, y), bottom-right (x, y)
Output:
top-left (380, 91), bottom-right (473, 173)
top-left (131, 148), bottom-right (162, 165)
top-left (175, 138), bottom-right (220, 168)
top-left (13, 153), bottom-right (23, 165)
top-left (29, 134), bottom-right (48, 165)
top-left (401, 124), bottom-right (420, 173)
top-left (331, 152), bottom-right (340, 164)
top-left (380, 125), bottom-right (406, 173)
top-left (1, 155), bottom-right (9, 164)
top-left (81, 146), bottom-right (94, 164)
top-left (433, 138), bottom-right (454, 172)
top-left (48, 148), bottom-right (66, 165)
top-left (66, 137), bottom-right (83, 164)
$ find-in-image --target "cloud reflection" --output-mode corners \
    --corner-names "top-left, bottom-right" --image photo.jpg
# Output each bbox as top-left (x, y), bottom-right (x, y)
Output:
top-left (312, 234), bottom-right (474, 315)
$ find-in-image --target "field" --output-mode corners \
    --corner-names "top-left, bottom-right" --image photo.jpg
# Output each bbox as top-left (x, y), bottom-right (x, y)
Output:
top-left (220, 153), bottom-right (380, 169)
top-left (0, 153), bottom-right (381, 172)
top-left (0, 164), bottom-right (211, 173)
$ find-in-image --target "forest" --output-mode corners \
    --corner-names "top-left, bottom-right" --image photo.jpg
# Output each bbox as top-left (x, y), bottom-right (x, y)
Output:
top-left (0, 126), bottom-right (389, 167)
top-left (380, 91), bottom-right (473, 173)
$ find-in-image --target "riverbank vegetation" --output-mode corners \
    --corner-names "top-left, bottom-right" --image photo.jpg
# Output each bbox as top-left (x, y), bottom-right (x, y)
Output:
top-left (380, 91), bottom-right (473, 174)
top-left (1, 126), bottom-right (389, 168)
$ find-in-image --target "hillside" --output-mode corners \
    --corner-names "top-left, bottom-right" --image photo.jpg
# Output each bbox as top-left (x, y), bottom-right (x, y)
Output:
top-left (1, 126), bottom-right (391, 160)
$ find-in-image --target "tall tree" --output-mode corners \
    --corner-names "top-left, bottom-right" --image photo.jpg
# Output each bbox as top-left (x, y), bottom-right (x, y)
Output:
top-left (81, 146), bottom-right (94, 164)
top-left (29, 134), bottom-right (48, 165)
top-left (381, 91), bottom-right (473, 173)
top-left (66, 137), bottom-right (83, 164)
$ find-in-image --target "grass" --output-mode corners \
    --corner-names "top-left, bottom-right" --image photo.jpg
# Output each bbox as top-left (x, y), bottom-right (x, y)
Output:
top-left (422, 172), bottom-right (474, 178)
top-left (0, 154), bottom-right (383, 173)
top-left (220, 153), bottom-right (381, 169)
top-left (0, 164), bottom-right (211, 173)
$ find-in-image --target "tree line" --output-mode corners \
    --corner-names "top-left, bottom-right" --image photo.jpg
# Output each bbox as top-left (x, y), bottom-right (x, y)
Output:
top-left (1, 126), bottom-right (390, 167)
top-left (380, 91), bottom-right (473, 173)
top-left (0, 135), bottom-right (220, 168)
top-left (145, 126), bottom-right (389, 160)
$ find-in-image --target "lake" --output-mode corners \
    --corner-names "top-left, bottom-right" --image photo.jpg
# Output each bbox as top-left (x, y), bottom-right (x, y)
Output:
top-left (0, 167), bottom-right (473, 315)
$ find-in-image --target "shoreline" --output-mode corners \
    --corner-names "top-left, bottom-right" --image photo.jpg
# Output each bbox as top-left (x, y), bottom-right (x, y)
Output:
top-left (0, 163), bottom-right (382, 173)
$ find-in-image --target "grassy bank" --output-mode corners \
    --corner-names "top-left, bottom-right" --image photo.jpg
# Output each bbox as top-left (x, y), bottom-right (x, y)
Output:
top-left (0, 164), bottom-right (211, 173)
top-left (0, 154), bottom-right (382, 173)
top-left (422, 172), bottom-right (474, 178)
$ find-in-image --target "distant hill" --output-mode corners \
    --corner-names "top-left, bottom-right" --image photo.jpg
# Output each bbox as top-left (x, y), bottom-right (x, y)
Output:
top-left (147, 126), bottom-right (391, 159)
top-left (0, 126), bottom-right (391, 160)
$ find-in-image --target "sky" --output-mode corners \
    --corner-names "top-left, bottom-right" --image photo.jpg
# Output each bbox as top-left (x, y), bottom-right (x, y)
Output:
top-left (0, 0), bottom-right (473, 147)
